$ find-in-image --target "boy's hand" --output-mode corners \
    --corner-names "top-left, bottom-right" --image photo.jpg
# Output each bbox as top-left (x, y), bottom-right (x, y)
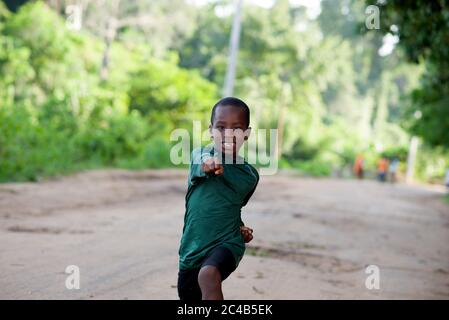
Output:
top-left (240, 226), bottom-right (253, 243)
top-left (201, 157), bottom-right (224, 176)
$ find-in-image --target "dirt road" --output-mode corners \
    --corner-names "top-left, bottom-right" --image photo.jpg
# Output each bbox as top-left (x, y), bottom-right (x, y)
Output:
top-left (1, 169), bottom-right (448, 299)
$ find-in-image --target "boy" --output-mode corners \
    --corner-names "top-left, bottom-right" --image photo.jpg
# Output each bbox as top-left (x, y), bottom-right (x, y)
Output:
top-left (177, 97), bottom-right (259, 301)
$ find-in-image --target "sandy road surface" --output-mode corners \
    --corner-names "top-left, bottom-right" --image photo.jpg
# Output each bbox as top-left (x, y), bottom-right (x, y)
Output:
top-left (1, 169), bottom-right (448, 299)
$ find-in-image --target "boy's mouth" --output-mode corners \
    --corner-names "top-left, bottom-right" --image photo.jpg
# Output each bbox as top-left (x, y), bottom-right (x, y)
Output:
top-left (222, 142), bottom-right (236, 150)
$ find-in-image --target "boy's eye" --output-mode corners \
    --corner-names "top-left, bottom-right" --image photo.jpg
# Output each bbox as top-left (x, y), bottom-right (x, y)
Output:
top-left (214, 126), bottom-right (245, 132)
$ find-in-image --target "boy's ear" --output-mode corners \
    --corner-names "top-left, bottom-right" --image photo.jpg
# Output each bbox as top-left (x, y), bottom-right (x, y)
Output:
top-left (209, 124), bottom-right (214, 140)
top-left (244, 127), bottom-right (251, 140)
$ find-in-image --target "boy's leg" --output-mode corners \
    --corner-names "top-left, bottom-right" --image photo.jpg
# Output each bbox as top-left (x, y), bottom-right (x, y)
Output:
top-left (177, 269), bottom-right (202, 301)
top-left (198, 265), bottom-right (223, 300)
top-left (198, 246), bottom-right (237, 300)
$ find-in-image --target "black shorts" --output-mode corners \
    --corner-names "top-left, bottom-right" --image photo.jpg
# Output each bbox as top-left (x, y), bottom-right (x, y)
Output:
top-left (177, 246), bottom-right (237, 301)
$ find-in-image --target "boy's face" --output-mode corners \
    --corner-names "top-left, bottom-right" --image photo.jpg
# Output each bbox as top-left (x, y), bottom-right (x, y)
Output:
top-left (209, 105), bottom-right (251, 157)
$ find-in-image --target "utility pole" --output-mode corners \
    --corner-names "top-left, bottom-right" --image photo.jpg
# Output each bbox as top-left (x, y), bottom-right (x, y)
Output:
top-left (406, 136), bottom-right (419, 183)
top-left (223, 0), bottom-right (243, 97)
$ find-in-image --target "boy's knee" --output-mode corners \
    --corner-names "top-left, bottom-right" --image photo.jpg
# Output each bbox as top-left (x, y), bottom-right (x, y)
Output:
top-left (198, 265), bottom-right (221, 288)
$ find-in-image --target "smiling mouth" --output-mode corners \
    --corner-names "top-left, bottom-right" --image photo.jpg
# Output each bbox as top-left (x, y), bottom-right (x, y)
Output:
top-left (222, 142), bottom-right (235, 149)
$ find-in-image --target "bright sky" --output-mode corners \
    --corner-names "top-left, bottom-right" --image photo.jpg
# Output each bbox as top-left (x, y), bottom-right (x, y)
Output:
top-left (378, 33), bottom-right (399, 57)
top-left (186, 0), bottom-right (322, 19)
top-left (290, 0), bottom-right (321, 19)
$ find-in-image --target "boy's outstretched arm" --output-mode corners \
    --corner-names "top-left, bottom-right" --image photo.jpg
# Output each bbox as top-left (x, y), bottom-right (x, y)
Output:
top-left (189, 147), bottom-right (223, 185)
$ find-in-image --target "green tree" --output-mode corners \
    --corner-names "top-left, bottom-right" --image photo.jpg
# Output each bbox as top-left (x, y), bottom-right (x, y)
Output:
top-left (375, 0), bottom-right (449, 148)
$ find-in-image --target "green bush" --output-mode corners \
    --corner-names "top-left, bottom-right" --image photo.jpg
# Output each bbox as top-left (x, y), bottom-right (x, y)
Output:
top-left (0, 2), bottom-right (217, 182)
top-left (289, 159), bottom-right (332, 177)
top-left (0, 105), bottom-right (80, 181)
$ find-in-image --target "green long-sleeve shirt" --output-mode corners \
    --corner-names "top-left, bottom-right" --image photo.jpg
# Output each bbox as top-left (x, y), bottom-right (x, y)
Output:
top-left (178, 144), bottom-right (259, 271)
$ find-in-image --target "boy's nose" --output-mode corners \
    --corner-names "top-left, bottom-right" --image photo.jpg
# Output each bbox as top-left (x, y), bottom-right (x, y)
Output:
top-left (223, 129), bottom-right (236, 140)
top-left (221, 136), bottom-right (237, 145)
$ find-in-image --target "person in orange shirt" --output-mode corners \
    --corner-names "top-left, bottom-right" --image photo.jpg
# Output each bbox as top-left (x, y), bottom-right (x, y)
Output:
top-left (377, 157), bottom-right (389, 182)
top-left (353, 155), bottom-right (365, 179)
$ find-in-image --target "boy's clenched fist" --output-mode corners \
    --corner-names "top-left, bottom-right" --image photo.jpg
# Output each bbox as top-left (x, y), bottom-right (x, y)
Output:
top-left (201, 157), bottom-right (224, 176)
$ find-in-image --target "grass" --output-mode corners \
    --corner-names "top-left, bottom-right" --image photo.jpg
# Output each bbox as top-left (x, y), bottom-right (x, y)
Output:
top-left (245, 246), bottom-right (270, 258)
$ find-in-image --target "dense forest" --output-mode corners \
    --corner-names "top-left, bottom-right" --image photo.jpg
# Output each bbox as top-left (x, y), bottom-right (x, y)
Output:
top-left (0, 0), bottom-right (448, 182)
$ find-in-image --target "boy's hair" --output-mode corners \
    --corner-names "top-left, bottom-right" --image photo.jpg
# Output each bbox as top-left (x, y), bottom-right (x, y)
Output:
top-left (210, 97), bottom-right (250, 128)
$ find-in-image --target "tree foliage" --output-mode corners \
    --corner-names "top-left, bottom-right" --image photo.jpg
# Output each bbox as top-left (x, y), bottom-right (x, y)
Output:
top-left (0, 1), bottom-right (217, 181)
top-left (375, 0), bottom-right (449, 148)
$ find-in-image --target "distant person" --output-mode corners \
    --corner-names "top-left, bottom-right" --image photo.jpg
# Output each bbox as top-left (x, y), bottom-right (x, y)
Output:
top-left (377, 157), bottom-right (389, 182)
top-left (389, 158), bottom-right (399, 183)
top-left (177, 97), bottom-right (259, 301)
top-left (353, 154), bottom-right (365, 179)
top-left (445, 168), bottom-right (449, 191)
